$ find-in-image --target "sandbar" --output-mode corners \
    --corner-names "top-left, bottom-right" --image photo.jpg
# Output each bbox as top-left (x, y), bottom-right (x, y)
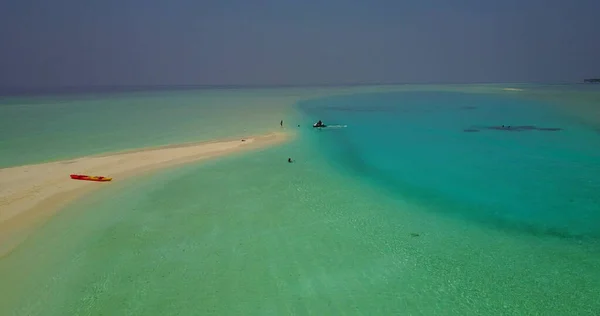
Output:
top-left (0, 132), bottom-right (288, 257)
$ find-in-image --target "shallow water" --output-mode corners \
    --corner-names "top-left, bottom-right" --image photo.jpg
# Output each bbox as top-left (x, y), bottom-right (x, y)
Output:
top-left (0, 85), bottom-right (410, 167)
top-left (2, 85), bottom-right (600, 315)
top-left (0, 89), bottom-right (296, 167)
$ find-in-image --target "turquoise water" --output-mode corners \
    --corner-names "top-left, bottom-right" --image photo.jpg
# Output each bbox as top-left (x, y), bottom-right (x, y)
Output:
top-left (299, 91), bottom-right (600, 240)
top-left (0, 89), bottom-right (296, 167)
top-left (2, 86), bottom-right (600, 315)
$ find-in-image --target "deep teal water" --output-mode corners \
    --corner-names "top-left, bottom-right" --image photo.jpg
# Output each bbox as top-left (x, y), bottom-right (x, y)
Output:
top-left (298, 91), bottom-right (600, 240)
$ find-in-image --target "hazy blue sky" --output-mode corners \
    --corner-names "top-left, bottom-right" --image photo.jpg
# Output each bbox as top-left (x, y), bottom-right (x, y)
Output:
top-left (1, 0), bottom-right (599, 88)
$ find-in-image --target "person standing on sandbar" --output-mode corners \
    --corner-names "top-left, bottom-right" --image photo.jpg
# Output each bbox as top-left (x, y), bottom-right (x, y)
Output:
top-left (280, 120), bottom-right (283, 127)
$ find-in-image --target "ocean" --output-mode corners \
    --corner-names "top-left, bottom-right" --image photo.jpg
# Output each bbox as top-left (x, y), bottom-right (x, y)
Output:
top-left (300, 90), bottom-right (600, 239)
top-left (1, 85), bottom-right (600, 315)
top-left (0, 88), bottom-right (299, 168)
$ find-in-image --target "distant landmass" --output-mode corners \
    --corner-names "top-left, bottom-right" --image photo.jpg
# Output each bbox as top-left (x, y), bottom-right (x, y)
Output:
top-left (584, 78), bottom-right (600, 83)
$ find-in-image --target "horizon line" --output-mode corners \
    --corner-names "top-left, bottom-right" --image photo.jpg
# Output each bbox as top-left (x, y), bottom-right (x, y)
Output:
top-left (0, 80), bottom-right (587, 97)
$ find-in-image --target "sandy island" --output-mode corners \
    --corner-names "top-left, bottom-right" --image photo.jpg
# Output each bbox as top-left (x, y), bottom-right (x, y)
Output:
top-left (0, 132), bottom-right (288, 257)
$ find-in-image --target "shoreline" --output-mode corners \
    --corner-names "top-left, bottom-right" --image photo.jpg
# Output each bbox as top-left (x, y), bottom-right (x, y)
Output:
top-left (0, 131), bottom-right (290, 257)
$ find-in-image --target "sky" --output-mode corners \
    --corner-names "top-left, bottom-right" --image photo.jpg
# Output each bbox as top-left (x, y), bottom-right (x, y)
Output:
top-left (1, 0), bottom-right (599, 88)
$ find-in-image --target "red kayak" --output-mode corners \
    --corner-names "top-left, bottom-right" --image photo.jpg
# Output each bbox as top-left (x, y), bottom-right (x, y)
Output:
top-left (69, 174), bottom-right (112, 182)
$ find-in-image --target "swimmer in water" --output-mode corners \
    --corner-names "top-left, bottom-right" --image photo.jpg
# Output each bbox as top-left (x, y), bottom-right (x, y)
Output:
top-left (288, 158), bottom-right (293, 163)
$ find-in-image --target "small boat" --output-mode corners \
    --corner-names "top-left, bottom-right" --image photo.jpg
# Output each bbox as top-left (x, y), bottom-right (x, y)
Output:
top-left (69, 174), bottom-right (112, 182)
top-left (313, 120), bottom-right (327, 128)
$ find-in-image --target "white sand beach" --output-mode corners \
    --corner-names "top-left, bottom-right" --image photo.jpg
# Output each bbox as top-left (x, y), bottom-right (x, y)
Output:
top-left (0, 132), bottom-right (288, 257)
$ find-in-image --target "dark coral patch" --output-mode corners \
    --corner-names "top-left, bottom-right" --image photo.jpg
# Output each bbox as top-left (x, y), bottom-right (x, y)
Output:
top-left (513, 125), bottom-right (537, 130)
top-left (486, 126), bottom-right (524, 131)
top-left (483, 125), bottom-right (563, 132)
top-left (536, 127), bottom-right (563, 131)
